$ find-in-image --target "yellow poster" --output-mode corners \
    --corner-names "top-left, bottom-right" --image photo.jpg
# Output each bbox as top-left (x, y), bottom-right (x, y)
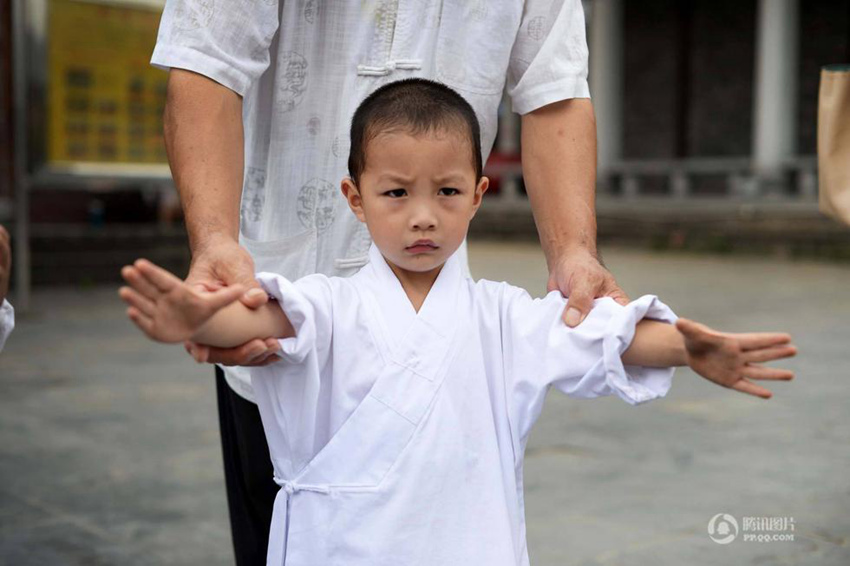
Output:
top-left (48, 0), bottom-right (167, 165)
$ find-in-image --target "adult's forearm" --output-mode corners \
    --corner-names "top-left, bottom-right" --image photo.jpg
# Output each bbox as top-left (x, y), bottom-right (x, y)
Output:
top-left (520, 98), bottom-right (598, 266)
top-left (164, 69), bottom-right (245, 254)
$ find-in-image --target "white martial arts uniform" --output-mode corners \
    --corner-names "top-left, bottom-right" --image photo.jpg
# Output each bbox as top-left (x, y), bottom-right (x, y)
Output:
top-left (152, 0), bottom-right (592, 402)
top-left (249, 243), bottom-right (677, 565)
top-left (0, 299), bottom-right (14, 353)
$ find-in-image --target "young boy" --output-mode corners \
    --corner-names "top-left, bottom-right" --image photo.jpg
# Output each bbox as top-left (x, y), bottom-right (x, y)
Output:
top-left (120, 78), bottom-right (796, 565)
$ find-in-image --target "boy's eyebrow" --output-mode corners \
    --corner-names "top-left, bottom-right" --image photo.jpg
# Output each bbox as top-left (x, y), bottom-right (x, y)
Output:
top-left (378, 172), bottom-right (467, 184)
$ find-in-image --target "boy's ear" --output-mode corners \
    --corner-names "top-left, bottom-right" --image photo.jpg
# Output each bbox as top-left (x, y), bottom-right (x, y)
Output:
top-left (341, 177), bottom-right (367, 223)
top-left (470, 176), bottom-right (489, 217)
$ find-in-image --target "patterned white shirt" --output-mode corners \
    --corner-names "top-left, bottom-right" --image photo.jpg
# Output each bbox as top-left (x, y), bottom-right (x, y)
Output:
top-left (151, 0), bottom-right (591, 401)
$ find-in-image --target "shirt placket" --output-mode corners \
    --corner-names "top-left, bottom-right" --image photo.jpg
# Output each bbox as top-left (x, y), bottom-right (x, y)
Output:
top-left (357, 0), bottom-right (422, 77)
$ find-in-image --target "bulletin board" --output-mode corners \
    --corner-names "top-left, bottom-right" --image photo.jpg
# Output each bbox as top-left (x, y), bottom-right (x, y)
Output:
top-left (46, 0), bottom-right (168, 166)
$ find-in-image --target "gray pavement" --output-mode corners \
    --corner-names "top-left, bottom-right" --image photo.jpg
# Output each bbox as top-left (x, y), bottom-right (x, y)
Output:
top-left (0, 240), bottom-right (848, 565)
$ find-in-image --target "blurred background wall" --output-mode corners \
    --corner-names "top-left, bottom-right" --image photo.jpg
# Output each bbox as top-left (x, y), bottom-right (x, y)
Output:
top-left (1, 0), bottom-right (849, 295)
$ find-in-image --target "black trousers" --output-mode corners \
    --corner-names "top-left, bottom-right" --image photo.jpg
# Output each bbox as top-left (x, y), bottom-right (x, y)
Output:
top-left (215, 366), bottom-right (278, 566)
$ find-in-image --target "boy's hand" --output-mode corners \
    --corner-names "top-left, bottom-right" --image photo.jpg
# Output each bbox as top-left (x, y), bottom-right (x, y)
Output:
top-left (119, 259), bottom-right (246, 344)
top-left (676, 318), bottom-right (797, 399)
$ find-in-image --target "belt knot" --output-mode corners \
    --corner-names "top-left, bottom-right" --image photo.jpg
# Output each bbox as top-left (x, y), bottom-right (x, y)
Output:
top-left (274, 475), bottom-right (331, 496)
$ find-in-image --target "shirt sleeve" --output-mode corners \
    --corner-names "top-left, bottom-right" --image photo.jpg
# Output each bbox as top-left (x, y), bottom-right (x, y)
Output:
top-left (506, 0), bottom-right (591, 115)
top-left (150, 0), bottom-right (279, 96)
top-left (0, 299), bottom-right (14, 353)
top-left (501, 286), bottom-right (677, 442)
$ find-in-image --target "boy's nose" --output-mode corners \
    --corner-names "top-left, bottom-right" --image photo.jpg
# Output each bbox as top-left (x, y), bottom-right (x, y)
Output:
top-left (410, 207), bottom-right (437, 231)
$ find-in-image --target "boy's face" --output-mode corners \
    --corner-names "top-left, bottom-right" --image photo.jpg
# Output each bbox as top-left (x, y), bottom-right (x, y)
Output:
top-left (341, 129), bottom-right (488, 274)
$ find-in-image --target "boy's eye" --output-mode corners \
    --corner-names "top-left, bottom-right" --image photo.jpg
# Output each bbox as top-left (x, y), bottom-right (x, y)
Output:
top-left (384, 189), bottom-right (407, 198)
top-left (439, 187), bottom-right (460, 196)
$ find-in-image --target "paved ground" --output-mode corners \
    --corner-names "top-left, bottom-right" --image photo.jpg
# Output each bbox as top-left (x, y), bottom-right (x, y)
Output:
top-left (0, 240), bottom-right (847, 565)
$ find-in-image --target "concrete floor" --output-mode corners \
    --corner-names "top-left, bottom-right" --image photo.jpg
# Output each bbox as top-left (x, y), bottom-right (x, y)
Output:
top-left (0, 241), bottom-right (847, 565)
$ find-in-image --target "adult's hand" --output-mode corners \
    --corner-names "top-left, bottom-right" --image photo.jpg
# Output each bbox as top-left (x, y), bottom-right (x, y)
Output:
top-left (0, 225), bottom-right (10, 304)
top-left (546, 247), bottom-right (629, 328)
top-left (182, 234), bottom-right (281, 366)
top-left (520, 99), bottom-right (626, 329)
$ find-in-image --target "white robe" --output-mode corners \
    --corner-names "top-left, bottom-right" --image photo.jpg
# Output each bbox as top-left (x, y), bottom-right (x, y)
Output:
top-left (249, 243), bottom-right (677, 565)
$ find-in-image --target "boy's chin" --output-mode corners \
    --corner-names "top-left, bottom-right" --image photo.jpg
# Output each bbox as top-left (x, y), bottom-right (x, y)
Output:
top-left (393, 252), bottom-right (447, 273)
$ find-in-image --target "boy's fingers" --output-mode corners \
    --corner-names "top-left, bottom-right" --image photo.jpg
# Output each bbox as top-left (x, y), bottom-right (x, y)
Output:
top-left (737, 332), bottom-right (792, 351)
top-left (743, 344), bottom-right (797, 363)
top-left (121, 265), bottom-right (159, 298)
top-left (127, 306), bottom-right (155, 337)
top-left (134, 258), bottom-right (181, 293)
top-left (730, 378), bottom-right (773, 399)
top-left (119, 286), bottom-right (156, 317)
top-left (743, 364), bottom-right (795, 381)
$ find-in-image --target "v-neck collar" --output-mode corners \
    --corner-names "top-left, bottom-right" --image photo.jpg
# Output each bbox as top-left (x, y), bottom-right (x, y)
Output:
top-left (360, 242), bottom-right (463, 351)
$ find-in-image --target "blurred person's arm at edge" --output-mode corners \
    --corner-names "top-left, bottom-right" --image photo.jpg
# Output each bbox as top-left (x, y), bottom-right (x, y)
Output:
top-left (163, 69), bottom-right (279, 366)
top-left (520, 98), bottom-right (628, 325)
top-left (0, 225), bottom-right (14, 352)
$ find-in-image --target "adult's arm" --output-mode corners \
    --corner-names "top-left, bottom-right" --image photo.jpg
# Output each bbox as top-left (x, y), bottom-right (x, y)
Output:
top-left (164, 69), bottom-right (280, 365)
top-left (520, 97), bottom-right (629, 327)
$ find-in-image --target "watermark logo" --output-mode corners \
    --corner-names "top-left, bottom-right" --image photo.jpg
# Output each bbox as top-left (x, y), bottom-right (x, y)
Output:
top-left (708, 514), bottom-right (795, 544)
top-left (708, 513), bottom-right (739, 544)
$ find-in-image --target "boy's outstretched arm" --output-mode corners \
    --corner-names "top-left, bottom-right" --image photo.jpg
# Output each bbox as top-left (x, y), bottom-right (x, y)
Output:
top-left (621, 318), bottom-right (797, 399)
top-left (119, 259), bottom-right (294, 348)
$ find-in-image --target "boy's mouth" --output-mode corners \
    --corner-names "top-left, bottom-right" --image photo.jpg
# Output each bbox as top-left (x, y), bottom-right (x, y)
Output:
top-left (406, 239), bottom-right (439, 253)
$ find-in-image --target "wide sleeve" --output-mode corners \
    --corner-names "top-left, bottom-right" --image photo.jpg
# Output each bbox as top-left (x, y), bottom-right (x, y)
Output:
top-left (150, 0), bottom-right (279, 96)
top-left (253, 272), bottom-right (333, 365)
top-left (501, 286), bottom-right (678, 442)
top-left (247, 272), bottom-right (334, 475)
top-left (506, 0), bottom-right (591, 115)
top-left (0, 299), bottom-right (14, 353)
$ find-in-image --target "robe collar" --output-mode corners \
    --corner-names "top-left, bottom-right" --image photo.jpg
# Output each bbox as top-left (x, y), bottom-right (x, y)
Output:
top-left (360, 241), bottom-right (463, 350)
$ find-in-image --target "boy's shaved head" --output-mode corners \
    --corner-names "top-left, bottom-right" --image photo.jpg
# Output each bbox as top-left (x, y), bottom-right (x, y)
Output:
top-left (347, 78), bottom-right (483, 188)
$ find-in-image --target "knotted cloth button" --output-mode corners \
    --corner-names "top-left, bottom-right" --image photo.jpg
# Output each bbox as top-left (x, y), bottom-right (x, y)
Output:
top-left (274, 475), bottom-right (332, 496)
top-left (386, 60), bottom-right (397, 70)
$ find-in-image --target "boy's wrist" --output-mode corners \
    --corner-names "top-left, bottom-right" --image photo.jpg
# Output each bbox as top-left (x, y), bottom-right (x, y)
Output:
top-left (673, 332), bottom-right (689, 367)
top-left (190, 316), bottom-right (216, 344)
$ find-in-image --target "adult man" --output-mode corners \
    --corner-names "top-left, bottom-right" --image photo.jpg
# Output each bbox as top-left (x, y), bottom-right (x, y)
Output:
top-left (152, 0), bottom-right (627, 563)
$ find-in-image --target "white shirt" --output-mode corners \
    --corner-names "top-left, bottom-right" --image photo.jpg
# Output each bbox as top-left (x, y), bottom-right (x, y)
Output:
top-left (249, 242), bottom-right (676, 565)
top-left (0, 299), bottom-right (13, 353)
top-left (151, 0), bottom-right (591, 401)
